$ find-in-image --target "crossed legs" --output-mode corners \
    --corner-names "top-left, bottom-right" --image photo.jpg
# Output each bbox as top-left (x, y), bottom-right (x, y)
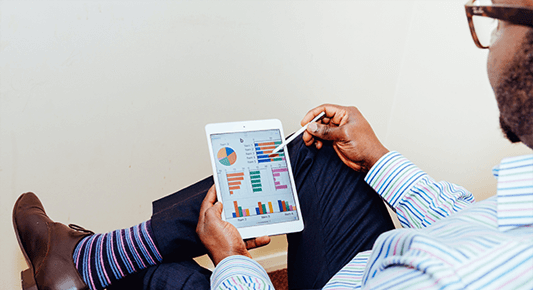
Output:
top-left (110, 137), bottom-right (395, 289)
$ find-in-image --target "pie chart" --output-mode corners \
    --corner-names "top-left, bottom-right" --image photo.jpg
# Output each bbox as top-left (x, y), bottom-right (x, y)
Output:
top-left (217, 147), bottom-right (237, 166)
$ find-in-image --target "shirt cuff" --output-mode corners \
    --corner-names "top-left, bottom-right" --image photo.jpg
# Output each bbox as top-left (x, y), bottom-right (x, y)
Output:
top-left (211, 255), bottom-right (273, 289)
top-left (364, 151), bottom-right (426, 208)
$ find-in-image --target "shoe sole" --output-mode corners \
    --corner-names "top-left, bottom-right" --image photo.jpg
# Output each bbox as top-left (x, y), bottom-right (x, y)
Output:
top-left (13, 193), bottom-right (39, 290)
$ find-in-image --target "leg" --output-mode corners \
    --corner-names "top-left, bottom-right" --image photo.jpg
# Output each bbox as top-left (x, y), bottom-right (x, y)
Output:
top-left (107, 260), bottom-right (211, 290)
top-left (12, 181), bottom-right (213, 290)
top-left (150, 176), bottom-right (214, 262)
top-left (104, 177), bottom-right (214, 289)
top-left (104, 136), bottom-right (392, 289)
top-left (286, 138), bottom-right (395, 289)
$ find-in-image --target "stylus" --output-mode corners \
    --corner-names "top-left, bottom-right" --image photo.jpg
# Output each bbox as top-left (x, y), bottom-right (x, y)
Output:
top-left (271, 111), bottom-right (326, 154)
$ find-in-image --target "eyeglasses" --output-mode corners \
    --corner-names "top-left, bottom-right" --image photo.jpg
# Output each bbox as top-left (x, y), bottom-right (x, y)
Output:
top-left (465, 0), bottom-right (533, 49)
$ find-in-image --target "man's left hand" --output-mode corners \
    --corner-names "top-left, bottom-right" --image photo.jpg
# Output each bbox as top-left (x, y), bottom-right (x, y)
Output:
top-left (196, 185), bottom-right (271, 265)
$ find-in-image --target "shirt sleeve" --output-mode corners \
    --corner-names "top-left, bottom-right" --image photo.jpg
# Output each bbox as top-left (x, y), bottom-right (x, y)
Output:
top-left (364, 151), bottom-right (475, 229)
top-left (210, 255), bottom-right (274, 290)
top-left (323, 250), bottom-right (372, 289)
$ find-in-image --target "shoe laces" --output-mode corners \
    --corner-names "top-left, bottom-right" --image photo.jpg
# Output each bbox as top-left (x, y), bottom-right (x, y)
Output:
top-left (68, 224), bottom-right (95, 235)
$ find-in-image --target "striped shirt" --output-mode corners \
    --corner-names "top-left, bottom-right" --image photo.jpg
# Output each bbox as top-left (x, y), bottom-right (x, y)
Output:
top-left (210, 152), bottom-right (533, 289)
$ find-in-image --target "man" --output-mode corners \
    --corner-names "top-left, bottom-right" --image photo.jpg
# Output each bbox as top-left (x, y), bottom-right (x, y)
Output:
top-left (12, 0), bottom-right (533, 289)
top-left (197, 0), bottom-right (533, 288)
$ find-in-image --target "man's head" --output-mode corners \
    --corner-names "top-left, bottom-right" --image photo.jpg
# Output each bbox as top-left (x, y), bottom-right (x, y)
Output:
top-left (485, 0), bottom-right (533, 148)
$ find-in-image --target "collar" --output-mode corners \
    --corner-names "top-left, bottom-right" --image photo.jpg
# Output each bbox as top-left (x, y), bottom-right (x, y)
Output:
top-left (494, 154), bottom-right (533, 232)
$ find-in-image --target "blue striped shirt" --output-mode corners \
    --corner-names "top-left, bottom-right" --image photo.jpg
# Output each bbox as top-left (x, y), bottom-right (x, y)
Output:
top-left (210, 152), bottom-right (533, 289)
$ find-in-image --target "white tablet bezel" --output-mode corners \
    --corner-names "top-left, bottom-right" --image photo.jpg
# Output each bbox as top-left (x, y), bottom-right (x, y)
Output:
top-left (205, 119), bottom-right (304, 239)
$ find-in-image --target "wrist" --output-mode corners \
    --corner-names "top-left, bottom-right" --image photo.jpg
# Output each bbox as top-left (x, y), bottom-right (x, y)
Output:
top-left (366, 146), bottom-right (389, 170)
top-left (212, 249), bottom-right (251, 266)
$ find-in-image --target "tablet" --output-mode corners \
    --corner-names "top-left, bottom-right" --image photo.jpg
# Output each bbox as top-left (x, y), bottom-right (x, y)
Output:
top-left (205, 119), bottom-right (304, 239)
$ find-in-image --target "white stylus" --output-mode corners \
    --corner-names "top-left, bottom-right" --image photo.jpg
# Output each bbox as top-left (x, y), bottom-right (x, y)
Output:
top-left (271, 111), bottom-right (326, 154)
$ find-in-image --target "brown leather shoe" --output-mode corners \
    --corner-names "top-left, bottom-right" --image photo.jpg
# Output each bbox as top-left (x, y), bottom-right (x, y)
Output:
top-left (13, 192), bottom-right (94, 290)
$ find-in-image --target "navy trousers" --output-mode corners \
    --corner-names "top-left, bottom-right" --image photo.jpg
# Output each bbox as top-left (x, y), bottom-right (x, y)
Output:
top-left (108, 138), bottom-right (395, 290)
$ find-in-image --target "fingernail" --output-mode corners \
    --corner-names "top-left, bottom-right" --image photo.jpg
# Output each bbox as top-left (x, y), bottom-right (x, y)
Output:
top-left (308, 122), bottom-right (318, 132)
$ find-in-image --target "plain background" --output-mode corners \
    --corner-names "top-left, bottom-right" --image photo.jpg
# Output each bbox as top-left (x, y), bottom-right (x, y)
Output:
top-left (1, 1), bottom-right (531, 289)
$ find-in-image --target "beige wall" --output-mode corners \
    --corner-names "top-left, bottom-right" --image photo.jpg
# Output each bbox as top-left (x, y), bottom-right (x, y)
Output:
top-left (1, 1), bottom-right (531, 289)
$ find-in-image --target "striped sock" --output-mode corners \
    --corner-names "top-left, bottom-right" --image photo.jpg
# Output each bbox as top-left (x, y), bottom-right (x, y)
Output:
top-left (73, 220), bottom-right (163, 290)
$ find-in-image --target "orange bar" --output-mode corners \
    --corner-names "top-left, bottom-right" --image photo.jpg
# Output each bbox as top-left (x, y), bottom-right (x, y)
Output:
top-left (259, 145), bottom-right (276, 150)
top-left (257, 142), bottom-right (276, 146)
top-left (227, 177), bottom-right (244, 181)
top-left (245, 209), bottom-right (250, 216)
top-left (234, 201), bottom-right (240, 217)
top-left (282, 201), bottom-right (287, 212)
top-left (227, 172), bottom-right (245, 177)
top-left (268, 202), bottom-right (274, 214)
top-left (258, 202), bottom-right (263, 214)
top-left (229, 186), bottom-right (240, 190)
top-left (228, 182), bottom-right (241, 186)
top-left (230, 191), bottom-right (234, 195)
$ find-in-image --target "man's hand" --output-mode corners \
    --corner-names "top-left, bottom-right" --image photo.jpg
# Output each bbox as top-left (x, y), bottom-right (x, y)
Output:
top-left (301, 104), bottom-right (389, 172)
top-left (196, 185), bottom-right (271, 266)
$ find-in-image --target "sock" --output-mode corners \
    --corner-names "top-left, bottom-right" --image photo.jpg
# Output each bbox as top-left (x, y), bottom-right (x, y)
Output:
top-left (73, 220), bottom-right (163, 290)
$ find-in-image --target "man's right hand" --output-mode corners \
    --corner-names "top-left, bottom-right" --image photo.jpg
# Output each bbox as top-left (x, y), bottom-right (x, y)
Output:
top-left (301, 104), bottom-right (389, 172)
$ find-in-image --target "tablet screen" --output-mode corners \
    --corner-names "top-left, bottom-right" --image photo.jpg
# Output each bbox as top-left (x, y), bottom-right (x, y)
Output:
top-left (210, 129), bottom-right (299, 229)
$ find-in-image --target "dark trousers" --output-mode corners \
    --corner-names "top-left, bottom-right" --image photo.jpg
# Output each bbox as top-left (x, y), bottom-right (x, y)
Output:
top-left (109, 138), bottom-right (395, 290)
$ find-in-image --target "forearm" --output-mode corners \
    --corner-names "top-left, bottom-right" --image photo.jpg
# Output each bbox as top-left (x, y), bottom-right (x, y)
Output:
top-left (365, 151), bottom-right (475, 229)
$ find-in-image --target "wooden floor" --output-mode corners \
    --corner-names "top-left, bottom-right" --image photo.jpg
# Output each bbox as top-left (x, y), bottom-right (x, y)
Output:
top-left (268, 268), bottom-right (288, 290)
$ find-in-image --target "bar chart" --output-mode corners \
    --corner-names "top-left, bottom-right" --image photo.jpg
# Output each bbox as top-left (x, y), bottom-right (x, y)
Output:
top-left (254, 141), bottom-right (286, 163)
top-left (233, 201), bottom-right (251, 218)
top-left (249, 170), bottom-right (263, 193)
top-left (272, 167), bottom-right (289, 190)
top-left (232, 199), bottom-right (297, 218)
top-left (226, 172), bottom-right (244, 195)
top-left (278, 200), bottom-right (297, 212)
top-left (212, 129), bottom-right (301, 228)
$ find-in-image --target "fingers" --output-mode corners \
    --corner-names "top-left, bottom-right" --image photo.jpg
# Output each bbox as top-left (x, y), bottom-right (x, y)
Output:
top-left (199, 185), bottom-right (218, 223)
top-left (245, 236), bottom-right (271, 249)
top-left (301, 104), bottom-right (352, 146)
top-left (210, 201), bottom-right (224, 217)
top-left (300, 104), bottom-right (346, 126)
top-left (306, 121), bottom-right (345, 141)
top-left (205, 185), bottom-right (217, 204)
top-left (203, 200), bottom-right (224, 228)
top-left (301, 104), bottom-right (335, 125)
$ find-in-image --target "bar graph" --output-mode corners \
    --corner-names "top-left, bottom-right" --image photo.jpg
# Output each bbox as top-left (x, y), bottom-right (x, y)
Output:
top-left (278, 200), bottom-right (297, 212)
top-left (233, 201), bottom-right (252, 218)
top-left (227, 172), bottom-right (244, 195)
top-left (249, 170), bottom-right (263, 193)
top-left (255, 141), bottom-right (286, 163)
top-left (272, 167), bottom-right (289, 190)
top-left (232, 199), bottom-right (296, 218)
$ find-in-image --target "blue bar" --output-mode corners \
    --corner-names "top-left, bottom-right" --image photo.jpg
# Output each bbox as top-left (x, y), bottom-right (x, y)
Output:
top-left (256, 208), bottom-right (260, 215)
top-left (232, 213), bottom-right (237, 218)
top-left (258, 159), bottom-right (270, 163)
top-left (278, 200), bottom-right (284, 212)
